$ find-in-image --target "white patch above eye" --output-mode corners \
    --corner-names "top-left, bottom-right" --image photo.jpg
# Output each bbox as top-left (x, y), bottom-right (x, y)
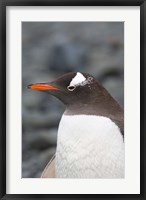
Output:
top-left (69, 72), bottom-right (86, 86)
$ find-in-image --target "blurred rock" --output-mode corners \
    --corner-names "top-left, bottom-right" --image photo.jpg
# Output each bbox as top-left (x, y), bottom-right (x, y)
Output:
top-left (22, 147), bottom-right (56, 178)
top-left (48, 38), bottom-right (88, 73)
top-left (108, 37), bottom-right (123, 51)
top-left (30, 129), bottom-right (57, 150)
top-left (22, 110), bottom-right (62, 129)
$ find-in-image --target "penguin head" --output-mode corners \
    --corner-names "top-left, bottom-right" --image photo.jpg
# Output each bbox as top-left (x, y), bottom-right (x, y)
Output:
top-left (28, 72), bottom-right (106, 106)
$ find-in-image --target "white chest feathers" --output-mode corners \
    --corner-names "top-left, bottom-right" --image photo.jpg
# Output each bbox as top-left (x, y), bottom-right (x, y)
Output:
top-left (55, 115), bottom-right (124, 178)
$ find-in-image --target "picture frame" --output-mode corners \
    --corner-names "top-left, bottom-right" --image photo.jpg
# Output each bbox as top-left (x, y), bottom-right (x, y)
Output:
top-left (0, 0), bottom-right (145, 199)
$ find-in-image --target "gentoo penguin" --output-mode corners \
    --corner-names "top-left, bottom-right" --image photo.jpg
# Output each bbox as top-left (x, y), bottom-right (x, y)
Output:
top-left (28, 72), bottom-right (124, 178)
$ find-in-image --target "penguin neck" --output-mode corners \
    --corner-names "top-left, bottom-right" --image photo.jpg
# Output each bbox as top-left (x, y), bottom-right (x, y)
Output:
top-left (64, 99), bottom-right (124, 137)
top-left (64, 98), bottom-right (123, 117)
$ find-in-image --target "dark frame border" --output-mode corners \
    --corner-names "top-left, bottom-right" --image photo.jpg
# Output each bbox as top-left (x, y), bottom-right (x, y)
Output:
top-left (0, 0), bottom-right (145, 199)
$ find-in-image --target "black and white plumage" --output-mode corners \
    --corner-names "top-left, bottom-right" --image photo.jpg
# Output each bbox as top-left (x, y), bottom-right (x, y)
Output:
top-left (28, 72), bottom-right (124, 178)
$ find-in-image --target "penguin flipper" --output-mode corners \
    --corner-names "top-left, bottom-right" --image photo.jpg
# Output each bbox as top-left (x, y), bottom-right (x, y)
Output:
top-left (41, 154), bottom-right (56, 178)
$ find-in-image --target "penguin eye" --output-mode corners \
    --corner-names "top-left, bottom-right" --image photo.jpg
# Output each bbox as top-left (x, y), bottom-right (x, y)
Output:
top-left (67, 85), bottom-right (76, 91)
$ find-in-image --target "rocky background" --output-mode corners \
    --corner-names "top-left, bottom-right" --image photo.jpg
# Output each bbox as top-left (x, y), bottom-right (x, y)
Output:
top-left (22, 22), bottom-right (124, 178)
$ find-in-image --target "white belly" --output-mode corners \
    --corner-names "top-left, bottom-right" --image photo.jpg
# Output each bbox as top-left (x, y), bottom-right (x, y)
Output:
top-left (55, 115), bottom-right (124, 178)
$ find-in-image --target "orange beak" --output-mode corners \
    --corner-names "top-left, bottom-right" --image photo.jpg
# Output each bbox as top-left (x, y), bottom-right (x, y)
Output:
top-left (28, 83), bottom-right (59, 91)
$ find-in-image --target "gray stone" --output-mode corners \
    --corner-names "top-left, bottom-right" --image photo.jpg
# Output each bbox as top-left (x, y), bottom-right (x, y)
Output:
top-left (30, 129), bottom-right (57, 150)
top-left (22, 147), bottom-right (56, 178)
